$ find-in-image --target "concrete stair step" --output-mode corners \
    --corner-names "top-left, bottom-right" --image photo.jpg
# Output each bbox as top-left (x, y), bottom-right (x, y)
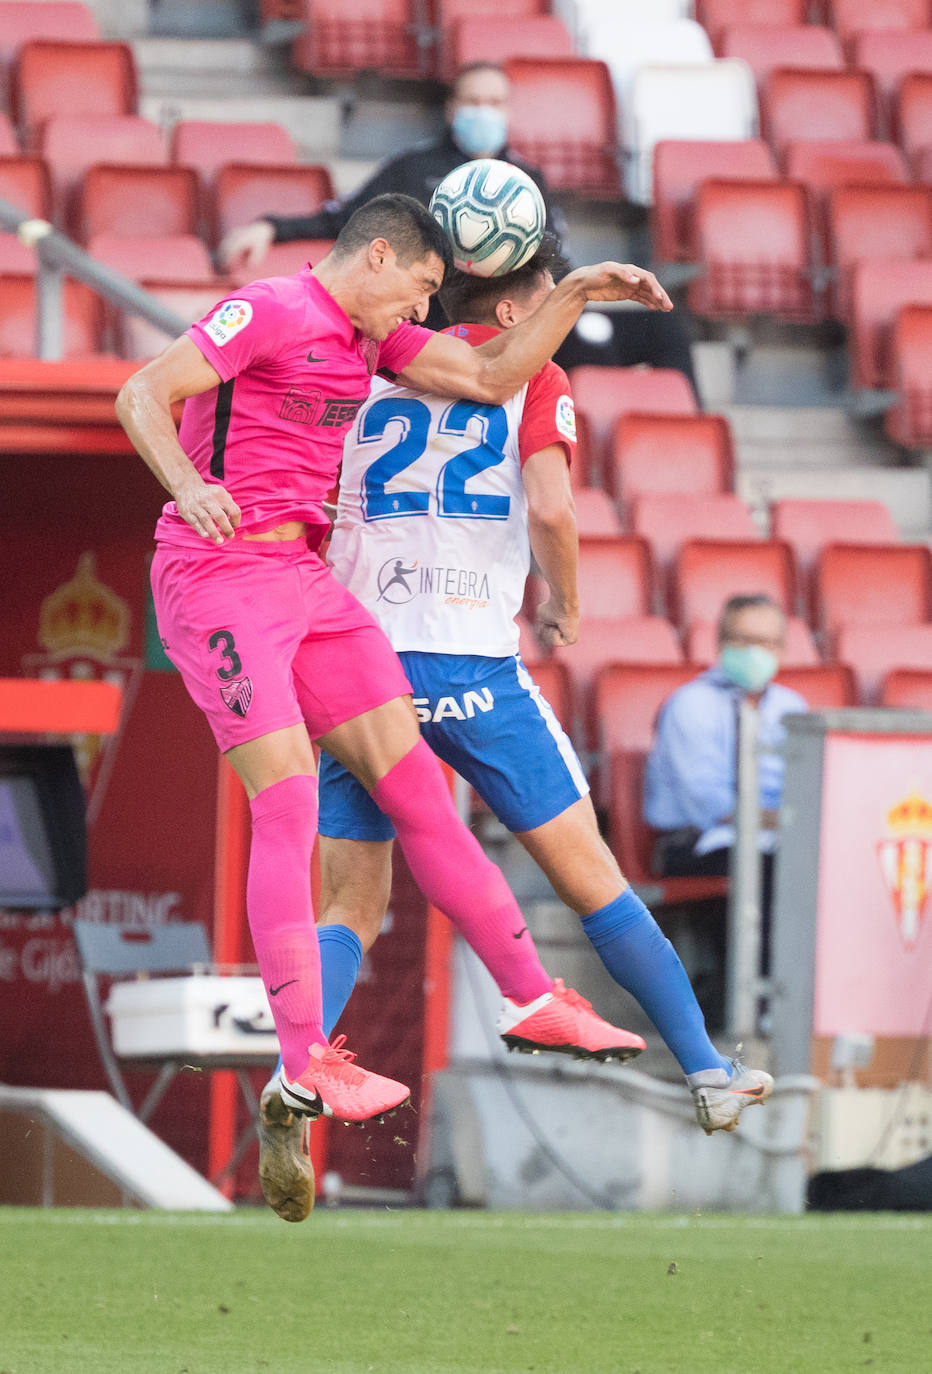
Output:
top-left (736, 465), bottom-right (931, 538)
top-left (138, 93), bottom-right (343, 160)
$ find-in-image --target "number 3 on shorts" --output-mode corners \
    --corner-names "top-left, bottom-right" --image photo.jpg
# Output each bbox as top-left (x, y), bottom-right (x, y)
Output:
top-left (208, 629), bottom-right (243, 681)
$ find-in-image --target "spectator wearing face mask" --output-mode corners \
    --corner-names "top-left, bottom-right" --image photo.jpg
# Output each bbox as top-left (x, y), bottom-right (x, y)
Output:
top-left (217, 62), bottom-right (561, 306)
top-left (215, 60), bottom-right (699, 396)
top-left (644, 592), bottom-right (807, 886)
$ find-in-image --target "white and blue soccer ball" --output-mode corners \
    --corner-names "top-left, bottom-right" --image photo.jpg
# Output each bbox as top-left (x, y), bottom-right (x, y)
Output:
top-left (429, 158), bottom-right (546, 277)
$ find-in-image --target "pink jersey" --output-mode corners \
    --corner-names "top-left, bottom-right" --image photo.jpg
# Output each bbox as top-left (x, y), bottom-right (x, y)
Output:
top-left (155, 268), bottom-right (433, 548)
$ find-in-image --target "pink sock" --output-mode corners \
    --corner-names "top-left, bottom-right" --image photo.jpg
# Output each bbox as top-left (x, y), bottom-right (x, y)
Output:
top-left (371, 738), bottom-right (551, 1003)
top-left (247, 774), bottom-right (324, 1079)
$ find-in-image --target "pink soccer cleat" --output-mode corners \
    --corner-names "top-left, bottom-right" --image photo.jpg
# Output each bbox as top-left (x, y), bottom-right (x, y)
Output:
top-left (278, 1035), bottom-right (410, 1125)
top-left (497, 979), bottom-right (646, 1062)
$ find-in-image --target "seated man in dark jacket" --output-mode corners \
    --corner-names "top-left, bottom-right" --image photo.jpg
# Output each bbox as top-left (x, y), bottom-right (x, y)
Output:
top-left (218, 60), bottom-right (698, 393)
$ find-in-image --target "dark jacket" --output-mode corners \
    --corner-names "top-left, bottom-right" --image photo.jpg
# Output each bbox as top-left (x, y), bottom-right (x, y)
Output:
top-left (265, 128), bottom-right (560, 247)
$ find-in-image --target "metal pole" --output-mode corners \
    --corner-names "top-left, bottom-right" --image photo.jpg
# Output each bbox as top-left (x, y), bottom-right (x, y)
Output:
top-left (35, 258), bottom-right (65, 361)
top-left (725, 697), bottom-right (763, 1039)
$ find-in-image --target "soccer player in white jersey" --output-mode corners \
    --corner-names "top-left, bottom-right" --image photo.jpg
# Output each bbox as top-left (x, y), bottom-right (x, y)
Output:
top-left (257, 236), bottom-right (772, 1220)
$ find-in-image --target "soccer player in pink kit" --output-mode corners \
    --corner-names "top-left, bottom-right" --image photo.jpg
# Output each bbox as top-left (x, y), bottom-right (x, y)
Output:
top-left (116, 193), bottom-right (673, 1127)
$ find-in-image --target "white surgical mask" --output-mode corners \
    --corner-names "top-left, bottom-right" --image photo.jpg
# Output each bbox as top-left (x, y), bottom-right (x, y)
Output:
top-left (451, 105), bottom-right (508, 157)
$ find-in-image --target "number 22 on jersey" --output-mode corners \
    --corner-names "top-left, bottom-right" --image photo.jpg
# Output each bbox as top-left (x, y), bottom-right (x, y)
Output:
top-left (359, 397), bottom-right (511, 523)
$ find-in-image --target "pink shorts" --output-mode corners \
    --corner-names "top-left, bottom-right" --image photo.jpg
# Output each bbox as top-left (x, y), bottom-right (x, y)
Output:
top-left (151, 537), bottom-right (412, 752)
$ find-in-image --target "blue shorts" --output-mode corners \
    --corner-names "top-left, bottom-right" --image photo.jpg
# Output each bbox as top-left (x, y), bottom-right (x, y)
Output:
top-left (318, 652), bottom-right (589, 840)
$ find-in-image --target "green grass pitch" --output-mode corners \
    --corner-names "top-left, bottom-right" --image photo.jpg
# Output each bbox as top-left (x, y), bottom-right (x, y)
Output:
top-left (0, 1209), bottom-right (930, 1374)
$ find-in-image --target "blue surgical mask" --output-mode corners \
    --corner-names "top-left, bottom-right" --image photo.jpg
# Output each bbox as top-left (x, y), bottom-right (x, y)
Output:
top-left (451, 105), bottom-right (508, 158)
top-left (719, 644), bottom-right (779, 694)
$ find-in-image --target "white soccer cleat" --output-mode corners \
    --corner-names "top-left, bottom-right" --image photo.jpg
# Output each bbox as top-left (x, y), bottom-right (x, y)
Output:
top-left (687, 1060), bottom-right (774, 1135)
top-left (258, 1076), bottom-right (315, 1223)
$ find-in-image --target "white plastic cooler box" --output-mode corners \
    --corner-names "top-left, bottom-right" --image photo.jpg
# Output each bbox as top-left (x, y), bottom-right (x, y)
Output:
top-left (106, 975), bottom-right (279, 1059)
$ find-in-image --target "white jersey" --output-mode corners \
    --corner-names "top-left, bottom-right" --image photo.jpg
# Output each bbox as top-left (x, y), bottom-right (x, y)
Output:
top-left (327, 322), bottom-right (577, 657)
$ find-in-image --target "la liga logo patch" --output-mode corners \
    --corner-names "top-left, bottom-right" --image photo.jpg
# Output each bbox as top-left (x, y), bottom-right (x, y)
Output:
top-left (555, 394), bottom-right (577, 443)
top-left (204, 299), bottom-right (253, 346)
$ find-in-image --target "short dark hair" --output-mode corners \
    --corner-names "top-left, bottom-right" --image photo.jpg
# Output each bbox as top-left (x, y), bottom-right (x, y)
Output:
top-left (437, 232), bottom-right (568, 326)
top-left (451, 61), bottom-right (507, 97)
top-left (333, 193), bottom-right (453, 275)
top-left (717, 594), bottom-right (785, 645)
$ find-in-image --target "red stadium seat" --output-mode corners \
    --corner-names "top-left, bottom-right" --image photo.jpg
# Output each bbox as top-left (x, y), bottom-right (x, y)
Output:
top-left (774, 662), bottom-right (857, 707)
top-left (836, 623), bottom-right (932, 702)
top-left (77, 164), bottom-right (201, 243)
top-left (610, 413), bottom-right (735, 505)
top-left (440, 17), bottom-right (572, 82)
top-left (504, 57), bottom-right (620, 197)
top-left (696, 0), bottom-right (807, 52)
top-left (853, 30), bottom-right (932, 130)
top-left (631, 494), bottom-right (759, 594)
top-left (38, 114), bottom-right (166, 232)
top-left (784, 139), bottom-right (907, 197)
top-left (686, 615), bottom-right (820, 667)
top-left (563, 536), bottom-right (652, 623)
top-left (572, 488), bottom-right (623, 537)
top-left (291, 0), bottom-right (423, 78)
top-left (87, 233), bottom-right (215, 284)
top-left (230, 239), bottom-right (335, 286)
top-left (886, 303), bottom-right (932, 448)
top-left (604, 747), bottom-right (728, 902)
top-left (170, 121), bottom-right (297, 186)
top-left (553, 615), bottom-right (683, 746)
top-left (118, 281), bottom-right (227, 361)
top-left (816, 542), bottom-right (932, 638)
top-left (881, 666), bottom-right (932, 708)
top-left (596, 662), bottom-right (699, 761)
top-left (11, 40), bottom-right (137, 143)
top-left (0, 272), bottom-right (104, 356)
top-left (0, 0), bottom-right (98, 100)
top-left (212, 162), bottom-right (334, 246)
top-left (771, 498), bottom-right (899, 596)
top-left (0, 114), bottom-right (19, 157)
top-left (673, 538), bottom-right (796, 632)
top-left (895, 72), bottom-right (932, 169)
top-left (827, 184), bottom-right (932, 322)
top-left (569, 366), bottom-right (698, 489)
top-left (763, 69), bottom-right (876, 157)
top-left (0, 154), bottom-right (51, 271)
top-left (651, 138), bottom-right (778, 264)
top-left (720, 26), bottom-right (844, 87)
top-left (688, 179), bottom-right (821, 323)
top-left (849, 257), bottom-right (932, 390)
top-left (828, 0), bottom-right (931, 46)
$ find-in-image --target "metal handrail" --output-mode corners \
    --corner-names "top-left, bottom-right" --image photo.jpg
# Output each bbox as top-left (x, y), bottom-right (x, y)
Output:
top-left (0, 195), bottom-right (190, 360)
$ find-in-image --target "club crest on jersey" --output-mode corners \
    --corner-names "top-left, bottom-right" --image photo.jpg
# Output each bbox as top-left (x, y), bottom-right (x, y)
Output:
top-left (220, 676), bottom-right (253, 717)
top-left (204, 300), bottom-right (253, 346)
top-left (555, 394), bottom-right (577, 443)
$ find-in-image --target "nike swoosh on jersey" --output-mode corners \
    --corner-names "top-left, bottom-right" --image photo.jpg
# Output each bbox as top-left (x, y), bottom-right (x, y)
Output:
top-left (306, 351), bottom-right (328, 363)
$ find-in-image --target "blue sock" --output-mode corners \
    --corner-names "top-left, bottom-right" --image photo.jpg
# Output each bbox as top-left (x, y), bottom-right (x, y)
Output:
top-left (580, 888), bottom-right (731, 1076)
top-left (271, 923), bottom-right (364, 1080)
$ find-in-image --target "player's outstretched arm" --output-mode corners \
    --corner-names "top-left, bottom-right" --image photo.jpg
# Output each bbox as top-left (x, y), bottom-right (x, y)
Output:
top-left (115, 337), bottom-right (242, 545)
top-left (397, 262), bottom-right (672, 405)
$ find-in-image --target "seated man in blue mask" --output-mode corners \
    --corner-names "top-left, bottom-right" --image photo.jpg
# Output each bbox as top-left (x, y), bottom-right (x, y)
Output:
top-left (644, 594), bottom-right (808, 979)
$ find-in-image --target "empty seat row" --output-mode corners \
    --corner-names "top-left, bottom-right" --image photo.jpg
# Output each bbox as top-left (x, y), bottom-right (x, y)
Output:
top-left (0, 153), bottom-right (334, 253)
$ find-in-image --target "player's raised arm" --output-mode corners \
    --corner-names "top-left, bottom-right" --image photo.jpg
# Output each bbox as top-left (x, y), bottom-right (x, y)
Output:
top-left (396, 262), bottom-right (673, 405)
